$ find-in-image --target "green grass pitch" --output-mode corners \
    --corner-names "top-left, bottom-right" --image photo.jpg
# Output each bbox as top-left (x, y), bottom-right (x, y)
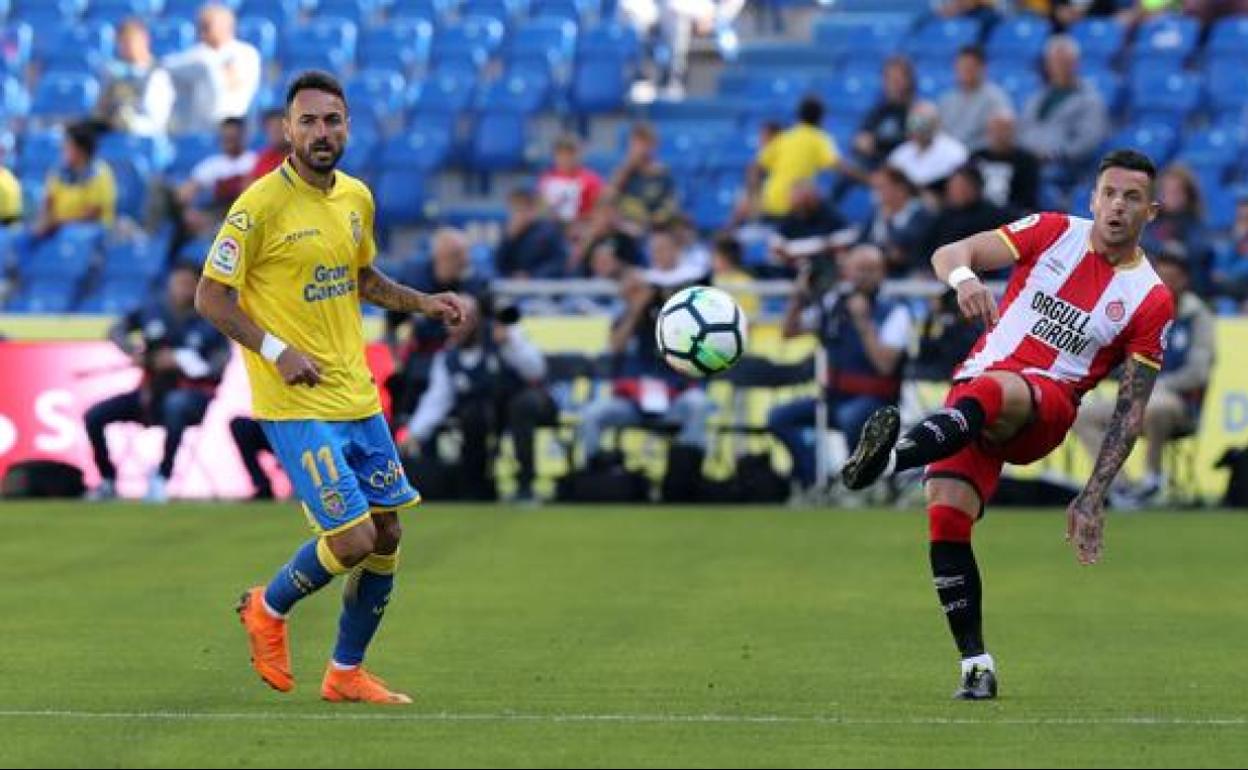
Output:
top-left (2, 501), bottom-right (1247, 767)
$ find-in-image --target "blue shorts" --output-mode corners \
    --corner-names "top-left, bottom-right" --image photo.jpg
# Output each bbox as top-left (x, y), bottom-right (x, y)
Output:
top-left (260, 414), bottom-right (421, 535)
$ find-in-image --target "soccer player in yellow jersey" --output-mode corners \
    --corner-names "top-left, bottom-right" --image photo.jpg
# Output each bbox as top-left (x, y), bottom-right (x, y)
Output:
top-left (195, 71), bottom-right (470, 705)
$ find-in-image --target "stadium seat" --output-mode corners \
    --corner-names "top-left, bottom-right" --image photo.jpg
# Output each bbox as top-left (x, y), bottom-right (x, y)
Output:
top-left (579, 22), bottom-right (640, 67)
top-left (995, 67), bottom-right (1041, 111)
top-left (149, 18), bottom-right (195, 58)
top-left (100, 130), bottom-right (172, 174)
top-left (84, 0), bottom-right (162, 22)
top-left (313, 0), bottom-right (387, 25)
top-left (1205, 62), bottom-right (1248, 120)
top-left (8, 278), bottom-right (78, 313)
top-left (688, 179), bottom-right (739, 232)
top-left (984, 13), bottom-right (1048, 65)
top-left (408, 66), bottom-right (477, 113)
top-left (346, 68), bottom-right (407, 123)
top-left (816, 70), bottom-right (880, 120)
top-left (168, 132), bottom-right (217, 179)
top-left (1130, 69), bottom-right (1202, 122)
top-left (903, 17), bottom-right (981, 62)
top-left (0, 75), bottom-right (29, 119)
top-left (0, 23), bottom-right (33, 75)
top-left (389, 0), bottom-right (454, 23)
top-left (812, 12), bottom-right (910, 60)
top-left (1081, 67), bottom-right (1124, 112)
top-left (570, 56), bottom-right (628, 113)
top-left (1069, 17), bottom-right (1125, 64)
top-left (238, 0), bottom-right (301, 26)
top-left (10, 0), bottom-right (83, 27)
top-left (237, 16), bottom-right (277, 60)
top-left (1108, 122), bottom-right (1178, 166)
top-left (29, 73), bottom-right (100, 122)
top-left (531, 0), bottom-right (595, 23)
top-left (339, 133), bottom-right (378, 177)
top-left (1206, 16), bottom-right (1248, 62)
top-left (39, 22), bottom-right (116, 75)
top-left (507, 18), bottom-right (578, 70)
top-left (163, 0), bottom-right (238, 15)
top-left (744, 70), bottom-right (813, 113)
top-left (374, 169), bottom-right (426, 227)
top-left (17, 128), bottom-right (62, 178)
top-left (100, 237), bottom-right (166, 282)
top-left (477, 68), bottom-right (551, 114)
top-left (1131, 14), bottom-right (1199, 66)
top-left (434, 16), bottom-right (507, 63)
top-left (21, 223), bottom-right (102, 282)
top-left (380, 126), bottom-right (453, 172)
top-left (470, 111), bottom-right (529, 171)
top-left (915, 68), bottom-right (956, 100)
top-left (358, 20), bottom-right (433, 73)
top-left (461, 0), bottom-right (529, 20)
top-left (737, 43), bottom-right (829, 70)
top-left (78, 277), bottom-right (150, 314)
top-left (284, 18), bottom-right (359, 73)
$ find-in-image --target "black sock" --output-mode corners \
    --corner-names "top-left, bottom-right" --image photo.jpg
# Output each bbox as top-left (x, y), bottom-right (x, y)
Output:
top-left (930, 541), bottom-right (984, 658)
top-left (894, 398), bottom-right (987, 473)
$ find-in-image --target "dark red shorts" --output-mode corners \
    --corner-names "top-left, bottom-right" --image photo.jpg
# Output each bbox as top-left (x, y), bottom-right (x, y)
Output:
top-left (925, 372), bottom-right (1078, 514)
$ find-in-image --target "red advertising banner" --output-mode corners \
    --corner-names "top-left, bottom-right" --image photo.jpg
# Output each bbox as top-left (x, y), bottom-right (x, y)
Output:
top-left (0, 341), bottom-right (396, 499)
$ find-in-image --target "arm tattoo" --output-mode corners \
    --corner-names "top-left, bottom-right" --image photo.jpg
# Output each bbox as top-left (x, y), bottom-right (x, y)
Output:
top-left (1084, 358), bottom-right (1159, 500)
top-left (358, 265), bottom-right (427, 314)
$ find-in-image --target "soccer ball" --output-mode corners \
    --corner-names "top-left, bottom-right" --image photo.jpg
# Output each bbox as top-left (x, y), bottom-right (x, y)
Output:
top-left (655, 286), bottom-right (748, 378)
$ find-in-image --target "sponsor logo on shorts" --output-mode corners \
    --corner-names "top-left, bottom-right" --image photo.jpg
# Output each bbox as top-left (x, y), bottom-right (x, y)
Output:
top-left (210, 237), bottom-right (240, 276)
top-left (1105, 299), bottom-right (1125, 322)
top-left (320, 486), bottom-right (346, 517)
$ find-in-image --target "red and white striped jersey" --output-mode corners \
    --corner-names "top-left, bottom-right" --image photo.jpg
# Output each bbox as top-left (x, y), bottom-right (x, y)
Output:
top-left (954, 212), bottom-right (1175, 400)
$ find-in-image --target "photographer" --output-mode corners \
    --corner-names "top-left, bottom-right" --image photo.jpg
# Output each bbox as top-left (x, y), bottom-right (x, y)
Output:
top-left (767, 244), bottom-right (912, 493)
top-left (402, 295), bottom-right (554, 503)
top-left (85, 264), bottom-right (230, 502)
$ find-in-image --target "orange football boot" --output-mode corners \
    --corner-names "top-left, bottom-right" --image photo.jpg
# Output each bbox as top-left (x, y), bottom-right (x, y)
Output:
top-left (235, 587), bottom-right (294, 692)
top-left (321, 665), bottom-right (413, 705)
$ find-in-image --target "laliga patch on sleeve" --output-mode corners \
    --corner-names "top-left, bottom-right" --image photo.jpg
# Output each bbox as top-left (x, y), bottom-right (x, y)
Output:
top-left (210, 236), bottom-right (240, 276)
top-left (1006, 213), bottom-right (1040, 233)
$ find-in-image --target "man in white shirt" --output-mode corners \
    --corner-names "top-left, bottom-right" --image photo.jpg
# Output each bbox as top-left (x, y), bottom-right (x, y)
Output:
top-left (163, 3), bottom-right (261, 135)
top-left (888, 101), bottom-right (969, 193)
top-left (178, 116), bottom-right (256, 235)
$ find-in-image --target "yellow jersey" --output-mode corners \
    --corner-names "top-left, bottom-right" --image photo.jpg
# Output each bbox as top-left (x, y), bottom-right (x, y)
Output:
top-left (0, 166), bottom-right (21, 223)
top-left (757, 124), bottom-right (839, 218)
top-left (203, 159), bottom-right (381, 421)
top-left (45, 160), bottom-right (116, 227)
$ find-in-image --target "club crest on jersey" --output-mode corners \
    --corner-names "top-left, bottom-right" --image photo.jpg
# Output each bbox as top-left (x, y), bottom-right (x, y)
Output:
top-left (320, 486), bottom-right (346, 517)
top-left (1105, 300), bottom-right (1125, 322)
top-left (349, 211), bottom-right (362, 246)
top-left (1007, 214), bottom-right (1040, 233)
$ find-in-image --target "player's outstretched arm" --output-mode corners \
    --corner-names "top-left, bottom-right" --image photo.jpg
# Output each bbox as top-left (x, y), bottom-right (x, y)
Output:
top-left (195, 275), bottom-right (321, 387)
top-left (357, 265), bottom-right (470, 328)
top-left (1066, 357), bottom-right (1159, 566)
top-left (931, 231), bottom-right (1015, 328)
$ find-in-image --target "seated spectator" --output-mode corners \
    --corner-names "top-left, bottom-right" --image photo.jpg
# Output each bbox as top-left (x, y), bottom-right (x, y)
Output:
top-left (176, 117), bottom-right (256, 237)
top-left (860, 165), bottom-right (935, 277)
top-left (496, 187), bottom-right (568, 279)
top-left (250, 108), bottom-right (289, 181)
top-left (84, 264), bottom-right (230, 502)
top-left (768, 243), bottom-right (911, 494)
top-left (94, 18), bottom-right (175, 138)
top-left (404, 295), bottom-right (555, 503)
top-left (1073, 248), bottom-right (1214, 505)
top-left (642, 219), bottom-right (710, 289)
top-left (33, 122), bottom-right (116, 237)
top-left (937, 46), bottom-right (1011, 153)
top-left (1018, 35), bottom-right (1108, 184)
top-left (1141, 164), bottom-right (1210, 290)
top-left (607, 122), bottom-right (679, 236)
top-left (771, 180), bottom-right (852, 278)
top-left (576, 271), bottom-right (714, 468)
top-left (710, 233), bottom-right (760, 320)
top-left (538, 134), bottom-right (603, 229)
top-left (1211, 196), bottom-right (1248, 309)
top-left (568, 198), bottom-right (641, 278)
top-left (971, 109), bottom-right (1040, 212)
top-left (887, 102), bottom-right (969, 194)
top-left (855, 56), bottom-right (917, 169)
top-left (163, 2), bottom-right (261, 135)
top-left (924, 165), bottom-right (1016, 271)
top-left (384, 227), bottom-right (488, 426)
top-left (748, 96), bottom-right (843, 221)
top-left (229, 415), bottom-right (276, 500)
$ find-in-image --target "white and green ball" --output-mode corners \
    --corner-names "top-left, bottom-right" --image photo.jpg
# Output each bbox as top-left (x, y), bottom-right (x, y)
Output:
top-left (655, 286), bottom-right (748, 378)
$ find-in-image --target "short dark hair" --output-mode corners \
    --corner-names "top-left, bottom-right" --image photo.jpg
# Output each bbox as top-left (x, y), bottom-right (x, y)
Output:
top-left (957, 45), bottom-right (985, 63)
top-left (1097, 149), bottom-right (1157, 186)
top-left (713, 233), bottom-right (742, 266)
top-left (221, 116), bottom-right (246, 131)
top-left (66, 121), bottom-right (97, 157)
top-left (876, 164), bottom-right (917, 196)
top-left (798, 95), bottom-right (824, 126)
top-left (952, 163), bottom-right (984, 192)
top-left (261, 106), bottom-right (285, 123)
top-left (285, 70), bottom-right (346, 109)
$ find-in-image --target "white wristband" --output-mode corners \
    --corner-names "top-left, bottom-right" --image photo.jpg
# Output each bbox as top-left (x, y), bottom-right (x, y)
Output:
top-left (260, 333), bottom-right (288, 363)
top-left (948, 266), bottom-right (978, 290)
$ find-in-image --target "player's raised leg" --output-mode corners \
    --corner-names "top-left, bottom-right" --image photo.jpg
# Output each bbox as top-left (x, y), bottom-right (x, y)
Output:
top-left (842, 371), bottom-right (1033, 490)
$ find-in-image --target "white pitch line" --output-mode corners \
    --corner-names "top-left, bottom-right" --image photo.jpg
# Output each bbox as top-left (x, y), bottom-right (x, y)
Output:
top-left (0, 710), bottom-right (1246, 727)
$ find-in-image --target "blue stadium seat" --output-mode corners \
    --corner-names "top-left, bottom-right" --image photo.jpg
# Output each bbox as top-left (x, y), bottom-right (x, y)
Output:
top-left (915, 68), bottom-right (956, 100)
top-left (380, 126), bottom-right (453, 171)
top-left (461, 0), bottom-right (528, 20)
top-left (984, 13), bottom-right (1048, 65)
top-left (579, 22), bottom-right (640, 66)
top-left (1081, 67), bottom-right (1124, 112)
top-left (237, 16), bottom-right (277, 60)
top-left (284, 18), bottom-right (359, 72)
top-left (339, 132), bottom-right (378, 177)
top-left (149, 18), bottom-right (194, 58)
top-left (738, 43), bottom-right (830, 70)
top-left (1131, 14), bottom-right (1199, 66)
top-left (816, 70), bottom-right (879, 120)
top-left (1206, 16), bottom-right (1248, 61)
top-left (29, 73), bottom-right (100, 121)
top-left (744, 70), bottom-right (813, 112)
top-left (96, 150), bottom-right (152, 220)
top-left (477, 67), bottom-right (551, 113)
top-left (78, 277), bottom-right (149, 314)
top-left (358, 20), bottom-right (433, 72)
top-left (11, 0), bottom-right (83, 27)
top-left (1205, 62), bottom-right (1248, 120)
top-left (346, 68), bottom-right (407, 122)
top-left (0, 23), bottom-right (32, 75)
top-left (0, 75), bottom-right (29, 119)
top-left (813, 12), bottom-right (910, 60)
top-left (17, 129), bottom-right (61, 178)
top-left (1069, 17), bottom-right (1125, 64)
top-left (688, 178), bottom-right (738, 232)
top-left (902, 16), bottom-right (981, 62)
top-left (570, 55), bottom-right (628, 113)
top-left (162, 0), bottom-right (238, 14)
top-left (434, 16), bottom-right (507, 62)
top-left (1130, 69), bottom-right (1202, 122)
top-left (531, 0), bottom-right (594, 23)
top-left (1108, 122), bottom-right (1178, 166)
top-left (374, 169), bottom-right (427, 227)
top-left (408, 67), bottom-right (478, 113)
top-left (1176, 126), bottom-right (1241, 173)
top-left (101, 237), bottom-right (166, 281)
top-left (470, 111), bottom-right (528, 171)
top-left (995, 67), bottom-right (1041, 111)
top-left (168, 132), bottom-right (217, 179)
top-left (314, 0), bottom-right (387, 25)
top-left (9, 279), bottom-right (77, 313)
top-left (85, 0), bottom-right (163, 22)
top-left (389, 0), bottom-right (454, 22)
top-left (645, 98), bottom-right (741, 123)
top-left (836, 183), bottom-right (872, 224)
top-left (238, 0), bottom-right (301, 26)
top-left (21, 223), bottom-right (101, 282)
top-left (39, 22), bottom-right (116, 75)
top-left (507, 17), bottom-right (577, 69)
